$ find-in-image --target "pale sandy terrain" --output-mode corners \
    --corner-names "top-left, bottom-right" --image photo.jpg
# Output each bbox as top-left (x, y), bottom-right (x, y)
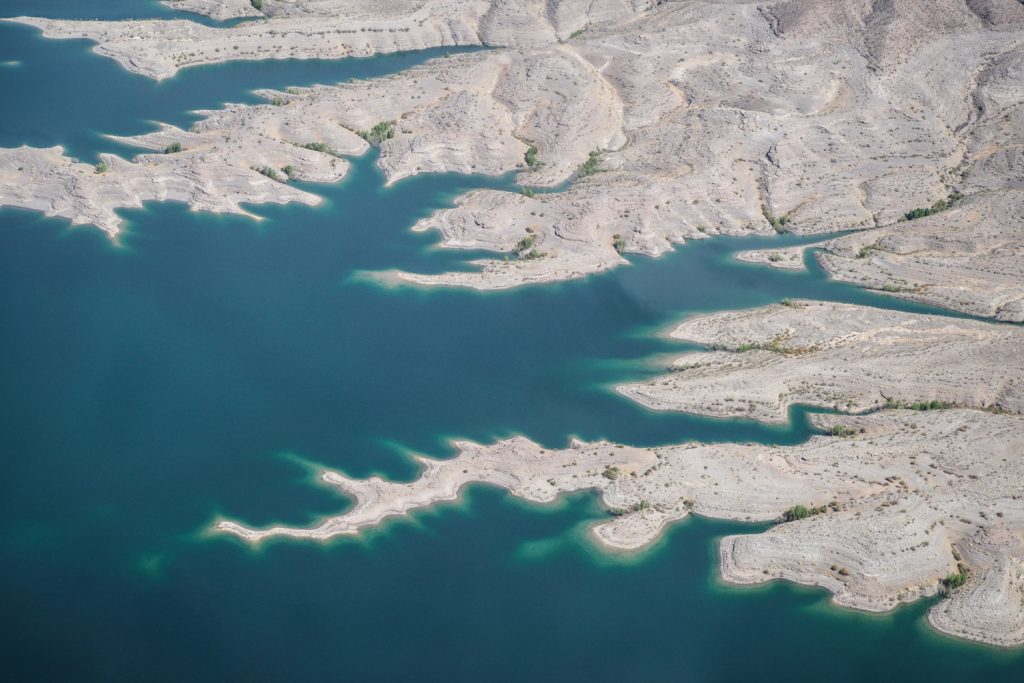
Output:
top-left (0, 88), bottom-right (367, 233)
top-left (734, 243), bottom-right (816, 271)
top-left (1, 0), bottom-right (1021, 304)
top-left (215, 300), bottom-right (1024, 647)
top-left (0, 144), bottom-right (323, 235)
top-left (12, 1), bottom-right (654, 79)
top-left (4, 0), bottom-right (1024, 648)
top-left (617, 300), bottom-right (1024, 422)
top-left (817, 191), bottom-right (1024, 322)
top-left (216, 408), bottom-right (1024, 647)
top-left (163, 0), bottom-right (262, 20)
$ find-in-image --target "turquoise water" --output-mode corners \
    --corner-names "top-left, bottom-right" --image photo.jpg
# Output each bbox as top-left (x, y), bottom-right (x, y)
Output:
top-left (0, 12), bottom-right (478, 160)
top-left (1, 3), bottom-right (1022, 680)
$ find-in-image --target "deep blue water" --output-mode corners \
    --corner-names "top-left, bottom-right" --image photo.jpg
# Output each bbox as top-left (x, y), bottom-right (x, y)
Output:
top-left (1, 2), bottom-right (1022, 680)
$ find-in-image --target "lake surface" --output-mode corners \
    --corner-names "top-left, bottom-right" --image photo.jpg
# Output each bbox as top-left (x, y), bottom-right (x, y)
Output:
top-left (1, 2), bottom-right (1022, 680)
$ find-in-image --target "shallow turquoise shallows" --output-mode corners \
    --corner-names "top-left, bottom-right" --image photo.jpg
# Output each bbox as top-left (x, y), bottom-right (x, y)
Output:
top-left (1, 3), bottom-right (1022, 680)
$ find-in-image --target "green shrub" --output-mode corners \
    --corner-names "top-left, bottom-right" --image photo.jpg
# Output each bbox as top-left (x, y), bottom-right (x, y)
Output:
top-left (612, 234), bottom-right (626, 253)
top-left (520, 187), bottom-right (535, 198)
top-left (512, 231), bottom-right (545, 260)
top-left (904, 193), bottom-right (962, 221)
top-left (250, 0), bottom-right (264, 11)
top-left (881, 283), bottom-right (911, 293)
top-left (782, 503), bottom-right (829, 522)
top-left (514, 234), bottom-right (536, 256)
top-left (908, 400), bottom-right (949, 411)
top-left (304, 142), bottom-right (334, 155)
top-left (830, 424), bottom-right (855, 437)
top-left (783, 504), bottom-right (810, 521)
top-left (282, 165), bottom-right (295, 177)
top-left (269, 96), bottom-right (285, 106)
top-left (94, 160), bottom-right (108, 174)
top-left (357, 121), bottom-right (396, 145)
top-left (735, 337), bottom-right (785, 353)
top-left (761, 205), bottom-right (791, 232)
top-left (164, 141), bottom-right (182, 154)
top-left (255, 166), bottom-right (279, 181)
top-left (943, 567), bottom-right (969, 592)
top-left (578, 150), bottom-right (601, 177)
top-left (524, 145), bottom-right (539, 168)
top-left (602, 466), bottom-right (621, 481)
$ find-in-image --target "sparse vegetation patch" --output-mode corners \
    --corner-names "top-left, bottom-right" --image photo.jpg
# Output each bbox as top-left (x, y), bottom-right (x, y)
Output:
top-left (524, 145), bottom-right (539, 169)
top-left (883, 399), bottom-right (951, 411)
top-left (358, 121), bottom-right (396, 145)
top-left (903, 192), bottom-right (963, 221)
top-left (830, 424), bottom-right (856, 438)
top-left (602, 465), bottom-right (621, 481)
top-left (578, 150), bottom-right (601, 177)
top-left (761, 205), bottom-right (791, 232)
top-left (255, 166), bottom-right (280, 181)
top-left (303, 142), bottom-right (335, 155)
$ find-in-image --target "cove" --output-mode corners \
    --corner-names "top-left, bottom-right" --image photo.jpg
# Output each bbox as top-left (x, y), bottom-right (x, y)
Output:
top-left (1, 4), bottom-right (1023, 681)
top-left (0, 16), bottom-right (481, 161)
top-left (3, 158), bottom-right (1023, 680)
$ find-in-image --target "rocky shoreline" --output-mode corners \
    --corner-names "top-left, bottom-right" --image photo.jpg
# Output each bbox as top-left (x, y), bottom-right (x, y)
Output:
top-left (216, 405), bottom-right (1024, 647)
top-left (2, 0), bottom-right (1021, 303)
top-left (4, 0), bottom-right (1023, 649)
top-left (215, 299), bottom-right (1024, 647)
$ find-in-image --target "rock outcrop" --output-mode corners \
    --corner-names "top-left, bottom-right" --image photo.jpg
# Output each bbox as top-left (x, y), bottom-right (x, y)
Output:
top-left (216, 408), bottom-right (1024, 647)
top-left (617, 300), bottom-right (1024, 423)
top-left (817, 191), bottom-right (1024, 322)
top-left (6, 0), bottom-right (1020, 297)
top-left (0, 87), bottom-right (367, 233)
top-left (163, 0), bottom-right (263, 21)
top-left (213, 297), bottom-right (1024, 647)
top-left (7, 0), bottom-right (1022, 648)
